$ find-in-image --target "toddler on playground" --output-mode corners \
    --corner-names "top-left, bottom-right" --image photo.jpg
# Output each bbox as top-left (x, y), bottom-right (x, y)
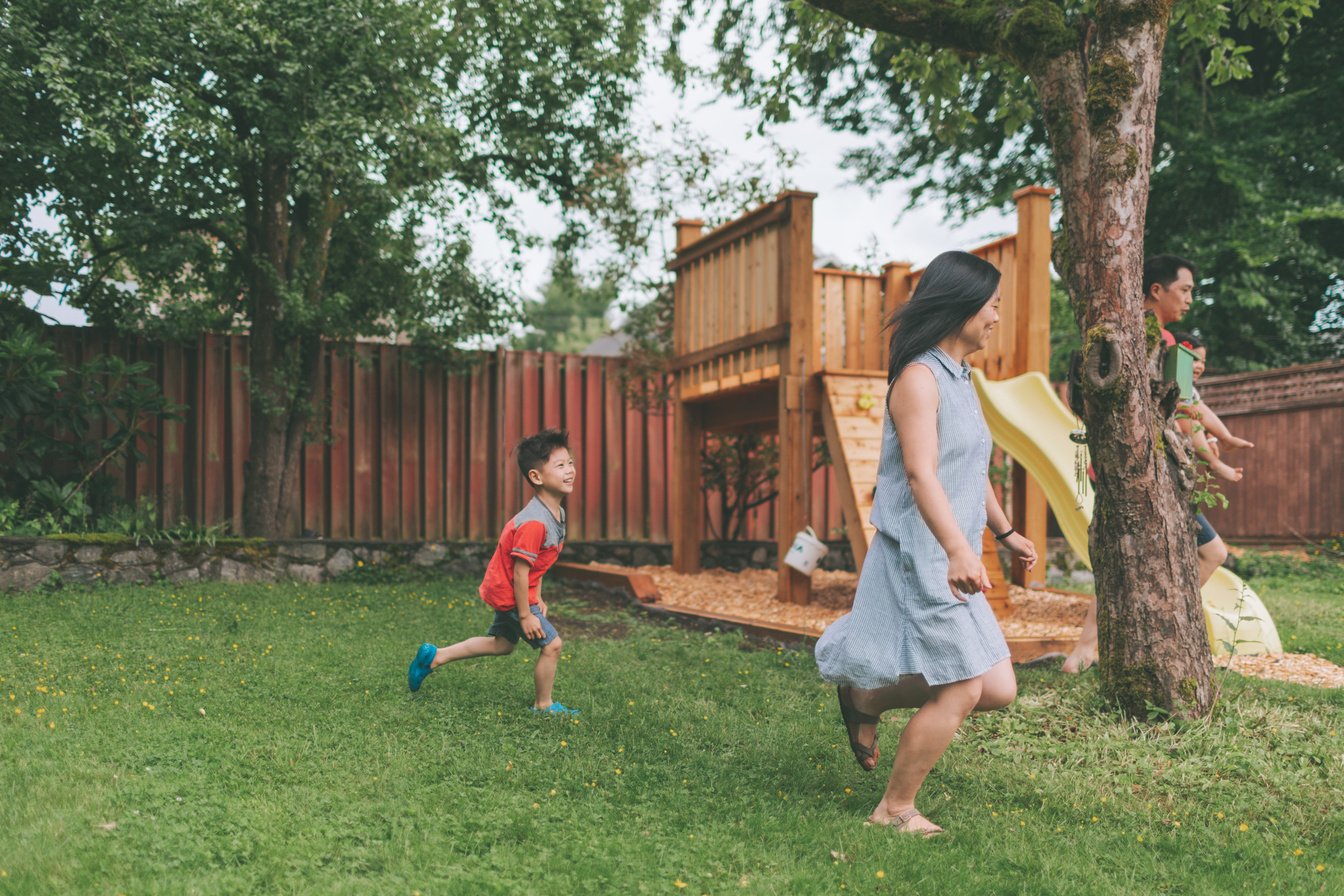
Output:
top-left (1173, 331), bottom-right (1254, 481)
top-left (406, 428), bottom-right (581, 715)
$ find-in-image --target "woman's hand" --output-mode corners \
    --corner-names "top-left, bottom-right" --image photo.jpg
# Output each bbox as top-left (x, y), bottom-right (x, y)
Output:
top-left (1001, 532), bottom-right (1038, 571)
top-left (947, 546), bottom-right (991, 601)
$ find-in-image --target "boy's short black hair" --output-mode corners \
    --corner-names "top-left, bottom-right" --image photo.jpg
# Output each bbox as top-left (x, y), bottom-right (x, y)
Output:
top-left (1143, 254), bottom-right (1197, 294)
top-left (516, 429), bottom-right (570, 484)
top-left (1171, 331), bottom-right (1204, 350)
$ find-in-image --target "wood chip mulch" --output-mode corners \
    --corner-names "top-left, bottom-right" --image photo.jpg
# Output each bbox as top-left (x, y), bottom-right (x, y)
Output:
top-left (617, 565), bottom-right (1342, 689)
top-left (1215, 652), bottom-right (1344, 689)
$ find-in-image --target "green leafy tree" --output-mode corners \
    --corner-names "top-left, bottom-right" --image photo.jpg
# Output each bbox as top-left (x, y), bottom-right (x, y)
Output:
top-left (515, 256), bottom-right (619, 354)
top-left (1146, 6), bottom-right (1344, 370)
top-left (691, 0), bottom-right (1318, 718)
top-left (2, 0), bottom-right (653, 535)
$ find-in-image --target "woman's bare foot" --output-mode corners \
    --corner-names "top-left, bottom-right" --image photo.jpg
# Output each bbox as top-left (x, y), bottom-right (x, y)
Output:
top-left (1062, 639), bottom-right (1097, 674)
top-left (866, 806), bottom-right (944, 836)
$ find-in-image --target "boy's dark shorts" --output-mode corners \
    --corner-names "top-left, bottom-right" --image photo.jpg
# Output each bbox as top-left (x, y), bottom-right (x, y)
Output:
top-left (488, 604), bottom-right (559, 649)
top-left (1194, 512), bottom-right (1218, 547)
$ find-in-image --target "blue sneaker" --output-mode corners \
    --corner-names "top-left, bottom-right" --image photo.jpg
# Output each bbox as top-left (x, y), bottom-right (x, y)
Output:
top-left (408, 643), bottom-right (436, 692)
top-left (530, 702), bottom-right (581, 716)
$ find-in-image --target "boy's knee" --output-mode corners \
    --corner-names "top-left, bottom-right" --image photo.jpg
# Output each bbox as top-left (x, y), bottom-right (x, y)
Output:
top-left (542, 636), bottom-right (563, 655)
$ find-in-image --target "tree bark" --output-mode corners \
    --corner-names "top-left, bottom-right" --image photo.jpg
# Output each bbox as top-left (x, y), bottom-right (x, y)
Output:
top-left (238, 160), bottom-right (328, 539)
top-left (1036, 10), bottom-right (1213, 717)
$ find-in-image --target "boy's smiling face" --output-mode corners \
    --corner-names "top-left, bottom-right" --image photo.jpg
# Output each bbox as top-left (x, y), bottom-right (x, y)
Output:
top-left (528, 447), bottom-right (576, 496)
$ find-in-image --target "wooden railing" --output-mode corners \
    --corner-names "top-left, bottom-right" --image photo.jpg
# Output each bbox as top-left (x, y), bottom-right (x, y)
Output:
top-left (668, 192), bottom-right (814, 400)
top-left (670, 186), bottom-right (1054, 395)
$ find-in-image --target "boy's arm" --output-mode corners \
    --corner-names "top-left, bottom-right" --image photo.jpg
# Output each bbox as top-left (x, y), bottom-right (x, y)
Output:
top-left (513, 560), bottom-right (544, 639)
top-left (535, 579), bottom-right (546, 616)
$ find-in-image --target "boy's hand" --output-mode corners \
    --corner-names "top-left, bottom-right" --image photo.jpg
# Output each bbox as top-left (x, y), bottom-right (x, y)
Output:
top-left (519, 609), bottom-right (545, 641)
top-left (536, 599), bottom-right (548, 617)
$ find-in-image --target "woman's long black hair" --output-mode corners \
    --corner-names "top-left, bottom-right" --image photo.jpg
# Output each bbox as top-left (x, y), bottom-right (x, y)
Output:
top-left (886, 250), bottom-right (1002, 382)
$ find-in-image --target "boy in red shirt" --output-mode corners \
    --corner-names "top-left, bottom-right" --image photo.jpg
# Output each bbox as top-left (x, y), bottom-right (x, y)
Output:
top-left (407, 429), bottom-right (579, 714)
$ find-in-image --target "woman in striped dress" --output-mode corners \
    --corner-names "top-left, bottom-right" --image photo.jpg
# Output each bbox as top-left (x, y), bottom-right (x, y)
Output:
top-left (815, 250), bottom-right (1038, 836)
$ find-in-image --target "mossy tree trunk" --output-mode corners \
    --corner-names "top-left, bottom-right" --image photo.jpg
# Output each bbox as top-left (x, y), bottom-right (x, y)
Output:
top-left (803, 0), bottom-right (1213, 717)
top-left (1034, 14), bottom-right (1212, 718)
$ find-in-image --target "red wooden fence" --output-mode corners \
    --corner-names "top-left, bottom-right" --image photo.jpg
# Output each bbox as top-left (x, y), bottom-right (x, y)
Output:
top-left (1197, 359), bottom-right (1344, 543)
top-left (48, 327), bottom-right (846, 542)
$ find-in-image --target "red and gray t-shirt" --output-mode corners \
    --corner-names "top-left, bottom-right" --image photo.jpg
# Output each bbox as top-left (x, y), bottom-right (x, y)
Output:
top-left (478, 497), bottom-right (566, 610)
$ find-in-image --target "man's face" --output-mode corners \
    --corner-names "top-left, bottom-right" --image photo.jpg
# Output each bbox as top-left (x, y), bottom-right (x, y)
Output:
top-left (1148, 267), bottom-right (1194, 326)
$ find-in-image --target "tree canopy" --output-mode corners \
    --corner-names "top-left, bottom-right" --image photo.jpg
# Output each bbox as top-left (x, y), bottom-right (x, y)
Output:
top-left (1, 0), bottom-right (655, 534)
top-left (686, 0), bottom-right (1334, 371)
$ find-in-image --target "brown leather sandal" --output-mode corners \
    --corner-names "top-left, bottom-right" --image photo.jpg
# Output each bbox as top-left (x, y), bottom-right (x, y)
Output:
top-left (866, 807), bottom-right (944, 837)
top-left (837, 685), bottom-right (881, 771)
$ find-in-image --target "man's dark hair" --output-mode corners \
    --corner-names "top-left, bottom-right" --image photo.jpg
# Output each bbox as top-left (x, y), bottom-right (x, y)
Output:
top-left (516, 428), bottom-right (570, 483)
top-left (1143, 254), bottom-right (1197, 296)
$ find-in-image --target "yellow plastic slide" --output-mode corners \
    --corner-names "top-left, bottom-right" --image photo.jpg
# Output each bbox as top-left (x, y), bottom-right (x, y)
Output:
top-left (972, 369), bottom-right (1282, 656)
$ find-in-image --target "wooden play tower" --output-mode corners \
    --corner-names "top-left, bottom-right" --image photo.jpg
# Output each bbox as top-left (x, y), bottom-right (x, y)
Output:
top-left (668, 187), bottom-right (1055, 605)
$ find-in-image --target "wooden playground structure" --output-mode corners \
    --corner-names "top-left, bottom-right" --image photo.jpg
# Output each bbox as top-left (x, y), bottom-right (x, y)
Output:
top-left (667, 186), bottom-right (1056, 611)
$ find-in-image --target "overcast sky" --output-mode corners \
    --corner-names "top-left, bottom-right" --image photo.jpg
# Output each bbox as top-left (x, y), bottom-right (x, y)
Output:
top-left (25, 38), bottom-right (1025, 328)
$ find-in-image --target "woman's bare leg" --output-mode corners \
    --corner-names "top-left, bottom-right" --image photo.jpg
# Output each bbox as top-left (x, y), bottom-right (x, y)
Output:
top-left (868, 676), bottom-right (983, 832)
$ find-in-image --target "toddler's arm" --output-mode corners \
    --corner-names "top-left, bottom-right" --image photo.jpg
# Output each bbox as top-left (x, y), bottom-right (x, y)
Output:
top-left (1193, 401), bottom-right (1253, 450)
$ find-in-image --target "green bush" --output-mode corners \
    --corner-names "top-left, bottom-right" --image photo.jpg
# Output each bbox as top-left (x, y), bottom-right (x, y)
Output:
top-left (0, 328), bottom-right (180, 534)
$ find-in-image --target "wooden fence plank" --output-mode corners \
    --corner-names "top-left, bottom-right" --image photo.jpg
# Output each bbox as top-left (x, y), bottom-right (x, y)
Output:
top-left (328, 348), bottom-right (352, 538)
top-left (302, 345), bottom-right (327, 537)
top-left (422, 364), bottom-right (444, 540)
top-left (199, 334), bottom-right (227, 526)
top-left (379, 346), bottom-right (400, 539)
top-left (584, 358), bottom-right (604, 538)
top-left (351, 344), bottom-right (376, 539)
top-left (399, 355), bottom-right (421, 538)
top-left (602, 359), bottom-right (625, 538)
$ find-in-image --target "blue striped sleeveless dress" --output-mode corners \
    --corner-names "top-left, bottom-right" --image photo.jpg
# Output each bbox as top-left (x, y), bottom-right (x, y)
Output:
top-left (815, 347), bottom-right (1009, 687)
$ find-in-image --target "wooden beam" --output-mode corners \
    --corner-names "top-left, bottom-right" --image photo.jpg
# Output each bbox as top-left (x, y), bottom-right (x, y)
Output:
top-left (671, 400), bottom-right (703, 574)
top-left (1011, 186), bottom-right (1055, 586)
top-left (777, 192), bottom-right (816, 605)
top-left (550, 562), bottom-right (659, 603)
top-left (669, 322), bottom-right (790, 372)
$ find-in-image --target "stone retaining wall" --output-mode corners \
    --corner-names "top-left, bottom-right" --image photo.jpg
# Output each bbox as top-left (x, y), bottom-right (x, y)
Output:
top-left (0, 535), bottom-right (1090, 594)
top-left (0, 537), bottom-right (858, 593)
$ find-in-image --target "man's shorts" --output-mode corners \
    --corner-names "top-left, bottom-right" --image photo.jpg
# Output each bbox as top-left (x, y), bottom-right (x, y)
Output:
top-left (1194, 512), bottom-right (1218, 547)
top-left (488, 604), bottom-right (559, 649)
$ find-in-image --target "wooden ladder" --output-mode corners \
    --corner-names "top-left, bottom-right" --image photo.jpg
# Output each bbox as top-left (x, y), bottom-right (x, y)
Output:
top-left (819, 374), bottom-right (1011, 616)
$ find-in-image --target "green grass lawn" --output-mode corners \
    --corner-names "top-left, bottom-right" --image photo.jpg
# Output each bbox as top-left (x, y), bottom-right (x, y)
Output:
top-left (2, 566), bottom-right (1340, 895)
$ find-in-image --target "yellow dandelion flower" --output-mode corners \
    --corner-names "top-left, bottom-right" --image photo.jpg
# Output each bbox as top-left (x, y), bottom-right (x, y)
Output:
top-left (1239, 823), bottom-right (1249, 832)
top-left (1317, 865), bottom-right (1326, 873)
top-left (876, 871), bottom-right (886, 879)
top-left (673, 879), bottom-right (688, 889)
top-left (1293, 849), bottom-right (1304, 856)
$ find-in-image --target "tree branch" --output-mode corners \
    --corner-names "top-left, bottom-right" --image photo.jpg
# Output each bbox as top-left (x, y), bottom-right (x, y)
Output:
top-left (803, 0), bottom-right (1075, 73)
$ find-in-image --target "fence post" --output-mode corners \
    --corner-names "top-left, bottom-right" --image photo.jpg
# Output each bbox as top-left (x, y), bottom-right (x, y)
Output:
top-left (1012, 185), bottom-right (1055, 585)
top-left (671, 219), bottom-right (706, 573)
top-left (879, 261), bottom-right (913, 374)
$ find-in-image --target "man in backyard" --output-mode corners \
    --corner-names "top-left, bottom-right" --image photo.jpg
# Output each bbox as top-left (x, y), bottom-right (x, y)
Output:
top-left (406, 428), bottom-right (581, 714)
top-left (1063, 255), bottom-right (1249, 673)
